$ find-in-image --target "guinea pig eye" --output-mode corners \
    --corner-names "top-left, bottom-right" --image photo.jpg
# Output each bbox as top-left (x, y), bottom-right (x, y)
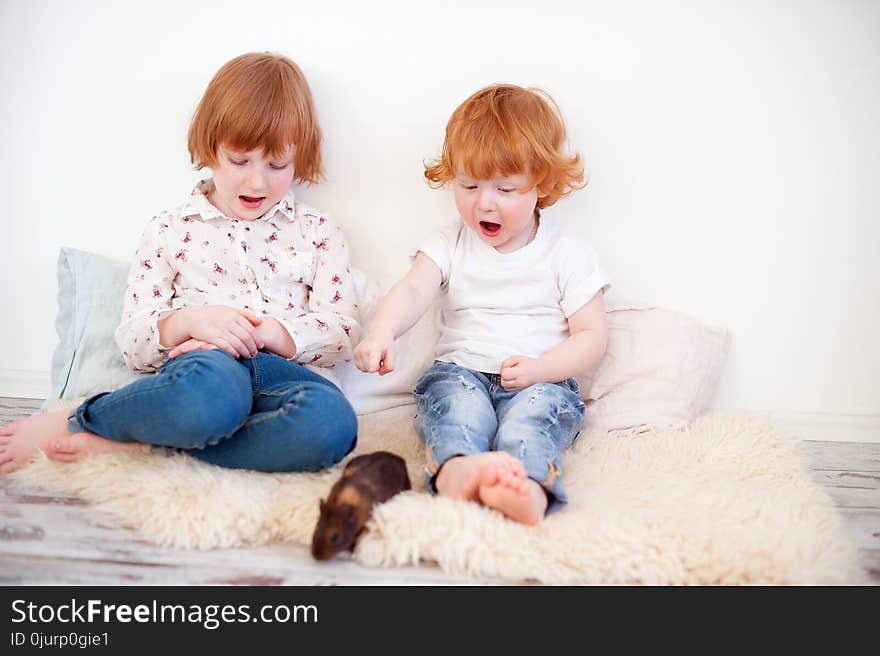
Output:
top-left (329, 532), bottom-right (339, 543)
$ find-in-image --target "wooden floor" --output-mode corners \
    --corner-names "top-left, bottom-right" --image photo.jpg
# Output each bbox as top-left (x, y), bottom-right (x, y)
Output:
top-left (1, 397), bottom-right (878, 585)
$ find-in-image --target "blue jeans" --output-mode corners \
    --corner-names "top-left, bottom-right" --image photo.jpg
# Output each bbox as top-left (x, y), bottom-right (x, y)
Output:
top-left (413, 361), bottom-right (586, 514)
top-left (67, 350), bottom-right (357, 472)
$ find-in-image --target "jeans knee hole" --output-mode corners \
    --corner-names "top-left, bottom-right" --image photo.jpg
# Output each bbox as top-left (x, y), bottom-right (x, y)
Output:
top-left (528, 386), bottom-right (545, 404)
top-left (287, 387), bottom-right (306, 409)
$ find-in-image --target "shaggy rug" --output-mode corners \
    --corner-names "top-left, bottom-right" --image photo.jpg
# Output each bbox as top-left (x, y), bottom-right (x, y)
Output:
top-left (7, 404), bottom-right (865, 585)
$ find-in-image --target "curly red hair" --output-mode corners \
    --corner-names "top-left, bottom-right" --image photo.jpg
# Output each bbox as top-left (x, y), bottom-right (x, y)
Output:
top-left (424, 84), bottom-right (584, 209)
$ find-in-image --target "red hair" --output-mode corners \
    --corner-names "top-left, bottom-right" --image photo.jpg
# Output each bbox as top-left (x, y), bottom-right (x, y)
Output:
top-left (424, 84), bottom-right (584, 209)
top-left (188, 52), bottom-right (323, 184)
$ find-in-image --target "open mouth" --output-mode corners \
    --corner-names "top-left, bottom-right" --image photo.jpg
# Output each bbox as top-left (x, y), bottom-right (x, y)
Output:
top-left (239, 195), bottom-right (265, 209)
top-left (479, 221), bottom-right (501, 237)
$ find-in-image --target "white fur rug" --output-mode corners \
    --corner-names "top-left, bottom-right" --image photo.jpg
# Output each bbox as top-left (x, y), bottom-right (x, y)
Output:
top-left (8, 405), bottom-right (864, 584)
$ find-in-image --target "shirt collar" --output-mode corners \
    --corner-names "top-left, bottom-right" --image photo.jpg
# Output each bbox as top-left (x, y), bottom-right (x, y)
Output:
top-left (180, 179), bottom-right (297, 223)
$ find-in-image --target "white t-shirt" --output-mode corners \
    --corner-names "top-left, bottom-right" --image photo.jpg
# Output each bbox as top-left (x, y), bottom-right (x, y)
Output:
top-left (417, 218), bottom-right (610, 374)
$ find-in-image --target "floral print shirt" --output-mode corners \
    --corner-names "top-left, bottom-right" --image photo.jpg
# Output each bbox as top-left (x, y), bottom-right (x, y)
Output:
top-left (115, 179), bottom-right (360, 372)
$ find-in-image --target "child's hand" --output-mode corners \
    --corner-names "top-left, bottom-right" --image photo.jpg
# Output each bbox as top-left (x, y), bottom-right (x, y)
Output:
top-left (251, 317), bottom-right (297, 359)
top-left (168, 338), bottom-right (219, 359)
top-left (176, 305), bottom-right (262, 359)
top-left (354, 333), bottom-right (396, 375)
top-left (500, 355), bottom-right (543, 391)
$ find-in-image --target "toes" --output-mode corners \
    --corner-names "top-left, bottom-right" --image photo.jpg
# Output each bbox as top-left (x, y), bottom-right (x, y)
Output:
top-left (50, 452), bottom-right (84, 463)
top-left (0, 461), bottom-right (19, 474)
top-left (513, 477), bottom-right (532, 495)
top-left (0, 425), bottom-right (16, 436)
top-left (500, 462), bottom-right (526, 480)
top-left (501, 464), bottom-right (526, 479)
top-left (51, 437), bottom-right (79, 455)
top-left (500, 471), bottom-right (528, 493)
top-left (479, 462), bottom-right (500, 487)
top-left (499, 453), bottom-right (526, 473)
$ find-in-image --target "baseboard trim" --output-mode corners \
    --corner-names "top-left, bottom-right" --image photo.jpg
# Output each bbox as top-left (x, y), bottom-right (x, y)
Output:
top-left (0, 369), bottom-right (51, 400)
top-left (770, 412), bottom-right (880, 444)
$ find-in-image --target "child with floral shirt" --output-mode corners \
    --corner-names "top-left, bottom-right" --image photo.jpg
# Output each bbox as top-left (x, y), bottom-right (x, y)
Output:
top-left (1, 53), bottom-right (360, 474)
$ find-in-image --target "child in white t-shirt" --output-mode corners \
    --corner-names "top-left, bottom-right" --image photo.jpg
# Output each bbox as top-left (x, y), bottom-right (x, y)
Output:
top-left (355, 84), bottom-right (609, 524)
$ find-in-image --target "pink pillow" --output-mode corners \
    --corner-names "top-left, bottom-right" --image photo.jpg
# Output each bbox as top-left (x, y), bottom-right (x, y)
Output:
top-left (577, 307), bottom-right (731, 434)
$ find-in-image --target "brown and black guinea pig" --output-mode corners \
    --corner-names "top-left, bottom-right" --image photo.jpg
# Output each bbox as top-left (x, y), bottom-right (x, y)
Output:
top-left (311, 450), bottom-right (411, 561)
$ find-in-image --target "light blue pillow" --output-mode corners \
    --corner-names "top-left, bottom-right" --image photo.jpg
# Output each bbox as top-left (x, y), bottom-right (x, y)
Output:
top-left (45, 248), bottom-right (147, 409)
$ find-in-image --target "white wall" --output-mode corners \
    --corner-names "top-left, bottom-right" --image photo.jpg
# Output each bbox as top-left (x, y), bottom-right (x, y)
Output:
top-left (1, 0), bottom-right (878, 420)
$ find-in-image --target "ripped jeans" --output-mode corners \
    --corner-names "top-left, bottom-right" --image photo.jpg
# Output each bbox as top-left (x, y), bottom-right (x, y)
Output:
top-left (413, 360), bottom-right (586, 514)
top-left (66, 349), bottom-right (358, 472)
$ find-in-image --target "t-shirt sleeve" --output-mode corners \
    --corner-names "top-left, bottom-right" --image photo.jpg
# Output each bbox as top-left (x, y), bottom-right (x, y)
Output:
top-left (557, 238), bottom-right (611, 317)
top-left (413, 221), bottom-right (461, 285)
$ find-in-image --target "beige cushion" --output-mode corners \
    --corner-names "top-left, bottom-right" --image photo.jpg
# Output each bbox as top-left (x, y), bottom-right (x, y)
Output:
top-left (577, 307), bottom-right (731, 433)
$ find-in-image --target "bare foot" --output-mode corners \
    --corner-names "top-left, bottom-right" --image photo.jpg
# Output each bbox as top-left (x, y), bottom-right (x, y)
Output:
top-left (478, 473), bottom-right (548, 525)
top-left (0, 410), bottom-right (148, 474)
top-left (0, 410), bottom-right (70, 474)
top-left (435, 452), bottom-right (526, 502)
top-left (49, 433), bottom-right (150, 463)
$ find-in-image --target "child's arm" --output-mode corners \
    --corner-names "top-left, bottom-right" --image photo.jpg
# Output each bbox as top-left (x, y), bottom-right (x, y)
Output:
top-left (116, 216), bottom-right (264, 369)
top-left (354, 252), bottom-right (442, 374)
top-left (114, 218), bottom-right (177, 371)
top-left (500, 292), bottom-right (608, 390)
top-left (167, 315), bottom-right (293, 360)
top-left (158, 305), bottom-right (264, 358)
top-left (274, 214), bottom-right (360, 366)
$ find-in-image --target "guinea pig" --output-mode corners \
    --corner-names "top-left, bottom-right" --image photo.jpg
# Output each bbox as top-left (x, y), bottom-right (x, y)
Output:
top-left (311, 450), bottom-right (411, 561)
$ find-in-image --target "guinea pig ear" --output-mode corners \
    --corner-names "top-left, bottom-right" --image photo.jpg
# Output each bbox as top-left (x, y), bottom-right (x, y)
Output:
top-left (340, 505), bottom-right (359, 528)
